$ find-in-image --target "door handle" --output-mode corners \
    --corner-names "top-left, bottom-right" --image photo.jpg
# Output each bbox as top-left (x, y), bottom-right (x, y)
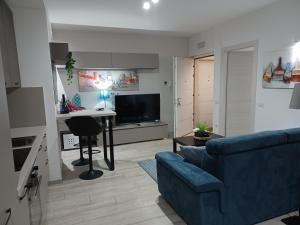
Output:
top-left (177, 98), bottom-right (182, 106)
top-left (2, 208), bottom-right (11, 225)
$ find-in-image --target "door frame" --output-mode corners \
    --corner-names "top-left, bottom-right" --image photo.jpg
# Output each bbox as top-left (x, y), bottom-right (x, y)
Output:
top-left (220, 41), bottom-right (258, 136)
top-left (173, 56), bottom-right (194, 137)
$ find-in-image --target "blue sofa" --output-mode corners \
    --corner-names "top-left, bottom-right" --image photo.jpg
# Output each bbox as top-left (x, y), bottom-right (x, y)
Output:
top-left (156, 129), bottom-right (300, 225)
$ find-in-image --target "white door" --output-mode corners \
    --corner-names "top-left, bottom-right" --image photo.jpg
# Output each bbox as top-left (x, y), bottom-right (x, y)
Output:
top-left (226, 50), bottom-right (255, 136)
top-left (174, 57), bottom-right (194, 137)
top-left (194, 58), bottom-right (214, 128)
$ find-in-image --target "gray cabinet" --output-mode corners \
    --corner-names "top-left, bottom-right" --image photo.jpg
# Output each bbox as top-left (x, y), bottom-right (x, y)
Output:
top-left (111, 53), bottom-right (159, 69)
top-left (0, 1), bottom-right (21, 88)
top-left (0, 40), bottom-right (17, 225)
top-left (49, 42), bottom-right (69, 65)
top-left (73, 51), bottom-right (112, 69)
top-left (72, 51), bottom-right (159, 69)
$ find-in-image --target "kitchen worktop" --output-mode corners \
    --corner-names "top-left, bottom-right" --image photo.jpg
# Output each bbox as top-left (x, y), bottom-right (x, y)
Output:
top-left (10, 126), bottom-right (46, 197)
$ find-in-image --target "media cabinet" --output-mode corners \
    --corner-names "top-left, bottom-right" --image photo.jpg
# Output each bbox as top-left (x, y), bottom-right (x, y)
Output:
top-left (58, 119), bottom-right (168, 149)
top-left (98, 121), bottom-right (168, 145)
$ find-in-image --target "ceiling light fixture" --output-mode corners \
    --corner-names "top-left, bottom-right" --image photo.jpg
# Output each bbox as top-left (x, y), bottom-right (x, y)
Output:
top-left (151, 0), bottom-right (159, 4)
top-left (143, 1), bottom-right (151, 10)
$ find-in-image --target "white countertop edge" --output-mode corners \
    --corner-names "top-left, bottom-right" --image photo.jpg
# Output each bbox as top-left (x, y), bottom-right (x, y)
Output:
top-left (12, 126), bottom-right (46, 198)
top-left (56, 109), bottom-right (116, 120)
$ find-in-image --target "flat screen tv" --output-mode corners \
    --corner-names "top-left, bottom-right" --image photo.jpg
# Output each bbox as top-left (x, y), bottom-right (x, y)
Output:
top-left (115, 94), bottom-right (160, 124)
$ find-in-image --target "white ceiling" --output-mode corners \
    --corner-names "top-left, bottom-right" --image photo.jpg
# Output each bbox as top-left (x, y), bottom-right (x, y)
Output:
top-left (43, 0), bottom-right (279, 37)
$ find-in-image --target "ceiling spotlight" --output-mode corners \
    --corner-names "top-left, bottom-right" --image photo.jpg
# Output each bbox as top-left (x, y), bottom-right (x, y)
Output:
top-left (143, 1), bottom-right (151, 10)
top-left (151, 0), bottom-right (159, 3)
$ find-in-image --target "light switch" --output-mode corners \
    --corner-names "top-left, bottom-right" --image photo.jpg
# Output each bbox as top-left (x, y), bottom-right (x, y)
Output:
top-left (258, 103), bottom-right (264, 108)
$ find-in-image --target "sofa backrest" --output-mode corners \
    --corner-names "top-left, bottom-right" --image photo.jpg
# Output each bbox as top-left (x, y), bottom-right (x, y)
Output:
top-left (205, 128), bottom-right (300, 225)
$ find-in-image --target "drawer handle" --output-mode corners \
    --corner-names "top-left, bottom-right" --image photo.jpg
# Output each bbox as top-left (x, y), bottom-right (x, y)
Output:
top-left (14, 82), bottom-right (19, 86)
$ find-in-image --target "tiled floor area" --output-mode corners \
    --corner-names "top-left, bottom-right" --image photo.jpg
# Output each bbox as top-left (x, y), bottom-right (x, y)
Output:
top-left (46, 139), bottom-right (296, 225)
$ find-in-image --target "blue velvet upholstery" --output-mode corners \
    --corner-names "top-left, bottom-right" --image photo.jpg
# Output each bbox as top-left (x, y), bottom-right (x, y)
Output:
top-left (156, 129), bottom-right (300, 225)
top-left (181, 146), bottom-right (218, 175)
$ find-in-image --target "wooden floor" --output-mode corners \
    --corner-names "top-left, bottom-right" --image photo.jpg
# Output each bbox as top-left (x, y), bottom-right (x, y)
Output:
top-left (46, 139), bottom-right (295, 225)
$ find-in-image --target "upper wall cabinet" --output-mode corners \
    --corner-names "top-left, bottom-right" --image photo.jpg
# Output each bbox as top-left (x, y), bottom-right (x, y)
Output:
top-left (111, 53), bottom-right (159, 69)
top-left (73, 52), bottom-right (112, 69)
top-left (0, 1), bottom-right (21, 88)
top-left (71, 51), bottom-right (159, 69)
top-left (50, 42), bottom-right (69, 65)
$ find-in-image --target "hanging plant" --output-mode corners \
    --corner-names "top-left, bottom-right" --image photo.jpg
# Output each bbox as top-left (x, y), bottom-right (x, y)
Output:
top-left (65, 52), bottom-right (76, 85)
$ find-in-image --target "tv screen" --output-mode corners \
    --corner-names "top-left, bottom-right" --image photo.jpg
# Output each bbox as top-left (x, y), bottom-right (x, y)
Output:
top-left (115, 94), bottom-right (160, 124)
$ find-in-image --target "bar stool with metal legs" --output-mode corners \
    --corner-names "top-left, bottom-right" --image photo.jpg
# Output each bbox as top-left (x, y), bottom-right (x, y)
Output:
top-left (65, 120), bottom-right (89, 167)
top-left (65, 116), bottom-right (103, 180)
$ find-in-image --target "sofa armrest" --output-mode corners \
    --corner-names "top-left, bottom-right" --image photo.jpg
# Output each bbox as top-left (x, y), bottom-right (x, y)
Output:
top-left (156, 152), bottom-right (224, 193)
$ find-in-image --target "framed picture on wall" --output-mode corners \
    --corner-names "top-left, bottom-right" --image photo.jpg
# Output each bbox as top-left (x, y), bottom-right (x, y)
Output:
top-left (263, 47), bottom-right (300, 89)
top-left (78, 70), bottom-right (139, 92)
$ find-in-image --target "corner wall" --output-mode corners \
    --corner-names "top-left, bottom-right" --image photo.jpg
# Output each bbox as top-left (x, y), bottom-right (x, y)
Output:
top-left (189, 0), bottom-right (300, 133)
top-left (12, 6), bottom-right (62, 181)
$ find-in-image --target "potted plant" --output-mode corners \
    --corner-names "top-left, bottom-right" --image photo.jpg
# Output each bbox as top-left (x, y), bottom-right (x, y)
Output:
top-left (65, 52), bottom-right (76, 85)
top-left (193, 122), bottom-right (211, 139)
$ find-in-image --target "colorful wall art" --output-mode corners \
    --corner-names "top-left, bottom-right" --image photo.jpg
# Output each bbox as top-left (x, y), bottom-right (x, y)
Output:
top-left (78, 70), bottom-right (139, 92)
top-left (263, 47), bottom-right (300, 89)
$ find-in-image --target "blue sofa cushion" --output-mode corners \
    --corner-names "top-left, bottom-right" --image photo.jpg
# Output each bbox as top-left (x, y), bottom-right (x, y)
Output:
top-left (284, 128), bottom-right (300, 143)
top-left (156, 152), bottom-right (224, 194)
top-left (206, 130), bottom-right (287, 155)
top-left (181, 146), bottom-right (218, 175)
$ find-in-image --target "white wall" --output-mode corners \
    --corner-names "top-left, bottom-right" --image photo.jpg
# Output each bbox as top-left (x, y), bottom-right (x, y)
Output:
top-left (12, 6), bottom-right (62, 181)
top-left (53, 29), bottom-right (189, 133)
top-left (189, 0), bottom-right (300, 134)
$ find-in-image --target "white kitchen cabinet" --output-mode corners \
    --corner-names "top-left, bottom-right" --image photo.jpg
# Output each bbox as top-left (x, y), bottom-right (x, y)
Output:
top-left (0, 33), bottom-right (17, 225)
top-left (0, 1), bottom-right (21, 88)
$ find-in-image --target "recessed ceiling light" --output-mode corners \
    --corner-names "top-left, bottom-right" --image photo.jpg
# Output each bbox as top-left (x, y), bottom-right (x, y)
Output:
top-left (143, 1), bottom-right (151, 10)
top-left (151, 0), bottom-right (159, 4)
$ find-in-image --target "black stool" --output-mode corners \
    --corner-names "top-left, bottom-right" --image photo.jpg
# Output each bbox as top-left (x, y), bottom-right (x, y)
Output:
top-left (65, 116), bottom-right (103, 180)
top-left (65, 120), bottom-right (89, 167)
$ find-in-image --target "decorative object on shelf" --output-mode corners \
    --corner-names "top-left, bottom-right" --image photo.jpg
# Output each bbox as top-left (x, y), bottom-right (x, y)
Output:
top-left (65, 52), bottom-right (76, 85)
top-left (263, 63), bottom-right (273, 83)
top-left (284, 62), bottom-right (293, 83)
top-left (99, 89), bottom-right (110, 108)
top-left (193, 122), bottom-right (212, 140)
top-left (272, 57), bottom-right (285, 81)
top-left (72, 93), bottom-right (81, 107)
top-left (78, 70), bottom-right (139, 92)
top-left (60, 94), bottom-right (69, 114)
top-left (292, 60), bottom-right (300, 82)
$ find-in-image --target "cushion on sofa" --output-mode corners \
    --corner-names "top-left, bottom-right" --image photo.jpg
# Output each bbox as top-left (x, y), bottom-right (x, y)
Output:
top-left (284, 128), bottom-right (300, 143)
top-left (180, 146), bottom-right (218, 175)
top-left (206, 130), bottom-right (287, 155)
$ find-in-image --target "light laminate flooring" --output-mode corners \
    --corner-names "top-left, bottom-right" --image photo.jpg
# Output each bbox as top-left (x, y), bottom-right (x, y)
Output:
top-left (46, 139), bottom-right (296, 225)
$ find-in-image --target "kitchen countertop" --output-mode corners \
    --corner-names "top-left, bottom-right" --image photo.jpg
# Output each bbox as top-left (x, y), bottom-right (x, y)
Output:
top-left (11, 126), bottom-right (46, 198)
